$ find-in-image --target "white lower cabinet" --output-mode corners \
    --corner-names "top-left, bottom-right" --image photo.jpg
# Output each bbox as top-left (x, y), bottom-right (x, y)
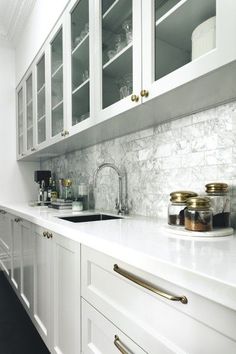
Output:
top-left (33, 225), bottom-right (51, 346)
top-left (82, 299), bottom-right (147, 354)
top-left (51, 232), bottom-right (80, 354)
top-left (81, 245), bottom-right (236, 354)
top-left (11, 216), bottom-right (22, 291)
top-left (0, 209), bottom-right (11, 252)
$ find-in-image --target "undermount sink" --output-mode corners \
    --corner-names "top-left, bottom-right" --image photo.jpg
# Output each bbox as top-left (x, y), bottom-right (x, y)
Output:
top-left (58, 213), bottom-right (123, 223)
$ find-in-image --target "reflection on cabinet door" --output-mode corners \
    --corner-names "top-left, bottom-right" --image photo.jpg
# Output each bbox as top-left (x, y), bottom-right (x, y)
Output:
top-left (82, 299), bottom-right (147, 354)
top-left (51, 233), bottom-right (80, 354)
top-left (11, 217), bottom-right (21, 292)
top-left (21, 221), bottom-right (34, 312)
top-left (33, 225), bottom-right (51, 347)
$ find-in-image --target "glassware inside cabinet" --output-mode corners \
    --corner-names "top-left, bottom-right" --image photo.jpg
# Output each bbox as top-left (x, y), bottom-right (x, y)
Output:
top-left (102, 0), bottom-right (133, 109)
top-left (37, 55), bottom-right (46, 144)
top-left (17, 88), bottom-right (24, 155)
top-left (71, 0), bottom-right (90, 126)
top-left (26, 74), bottom-right (33, 150)
top-left (51, 28), bottom-right (64, 137)
top-left (155, 0), bottom-right (216, 81)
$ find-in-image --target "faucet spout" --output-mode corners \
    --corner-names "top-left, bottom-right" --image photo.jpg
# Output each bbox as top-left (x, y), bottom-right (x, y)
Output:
top-left (93, 162), bottom-right (128, 215)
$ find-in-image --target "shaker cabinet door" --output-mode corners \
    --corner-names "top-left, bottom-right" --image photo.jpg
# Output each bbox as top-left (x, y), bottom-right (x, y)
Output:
top-left (95, 0), bottom-right (143, 122)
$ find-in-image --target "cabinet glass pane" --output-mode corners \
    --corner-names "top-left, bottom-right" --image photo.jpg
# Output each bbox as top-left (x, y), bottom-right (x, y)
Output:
top-left (155, 0), bottom-right (216, 80)
top-left (51, 28), bottom-right (64, 137)
top-left (102, 0), bottom-right (133, 109)
top-left (18, 88), bottom-right (23, 155)
top-left (26, 74), bottom-right (33, 150)
top-left (71, 0), bottom-right (90, 126)
top-left (37, 55), bottom-right (46, 144)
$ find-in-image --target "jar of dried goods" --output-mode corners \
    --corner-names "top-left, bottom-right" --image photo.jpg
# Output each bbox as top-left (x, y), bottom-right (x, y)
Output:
top-left (185, 197), bottom-right (213, 232)
top-left (168, 191), bottom-right (198, 226)
top-left (205, 183), bottom-right (230, 228)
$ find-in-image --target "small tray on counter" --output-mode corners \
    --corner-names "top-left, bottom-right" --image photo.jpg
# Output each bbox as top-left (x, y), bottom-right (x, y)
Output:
top-left (163, 225), bottom-right (234, 238)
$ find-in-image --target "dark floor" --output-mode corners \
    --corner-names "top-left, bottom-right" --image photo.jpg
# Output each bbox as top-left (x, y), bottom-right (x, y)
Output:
top-left (0, 271), bottom-right (50, 354)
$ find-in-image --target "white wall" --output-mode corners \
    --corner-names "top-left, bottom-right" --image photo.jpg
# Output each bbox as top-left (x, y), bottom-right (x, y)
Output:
top-left (15, 0), bottom-right (69, 84)
top-left (0, 39), bottom-right (38, 202)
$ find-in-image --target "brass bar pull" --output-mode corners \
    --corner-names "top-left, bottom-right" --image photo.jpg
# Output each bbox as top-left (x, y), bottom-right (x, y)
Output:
top-left (114, 335), bottom-right (129, 354)
top-left (113, 264), bottom-right (188, 304)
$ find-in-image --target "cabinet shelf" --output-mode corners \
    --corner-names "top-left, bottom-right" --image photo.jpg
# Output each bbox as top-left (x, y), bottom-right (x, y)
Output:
top-left (155, 0), bottom-right (216, 51)
top-left (103, 42), bottom-right (132, 77)
top-left (52, 64), bottom-right (63, 79)
top-left (37, 114), bottom-right (45, 123)
top-left (72, 78), bottom-right (89, 96)
top-left (37, 84), bottom-right (45, 95)
top-left (103, 0), bottom-right (132, 32)
top-left (72, 33), bottom-right (89, 56)
top-left (52, 100), bottom-right (63, 111)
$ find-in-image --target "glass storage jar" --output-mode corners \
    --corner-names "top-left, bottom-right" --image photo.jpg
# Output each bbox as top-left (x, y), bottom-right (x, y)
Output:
top-left (62, 179), bottom-right (73, 200)
top-left (168, 191), bottom-right (198, 226)
top-left (185, 197), bottom-right (213, 232)
top-left (205, 183), bottom-right (230, 228)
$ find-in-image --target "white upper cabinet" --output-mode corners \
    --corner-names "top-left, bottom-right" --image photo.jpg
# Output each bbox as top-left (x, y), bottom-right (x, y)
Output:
top-left (95, 0), bottom-right (142, 122)
top-left (36, 53), bottom-right (47, 147)
top-left (16, 0), bottom-right (236, 160)
top-left (66, 0), bottom-right (94, 136)
top-left (142, 0), bottom-right (236, 103)
top-left (17, 86), bottom-right (25, 158)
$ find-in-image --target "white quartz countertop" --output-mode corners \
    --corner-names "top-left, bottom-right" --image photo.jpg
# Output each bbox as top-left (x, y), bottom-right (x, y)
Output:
top-left (1, 202), bottom-right (236, 311)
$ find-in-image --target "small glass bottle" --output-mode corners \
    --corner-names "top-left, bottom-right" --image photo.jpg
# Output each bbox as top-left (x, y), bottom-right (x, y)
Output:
top-left (62, 179), bottom-right (73, 200)
top-left (205, 183), bottom-right (230, 228)
top-left (168, 191), bottom-right (198, 226)
top-left (185, 197), bottom-right (213, 232)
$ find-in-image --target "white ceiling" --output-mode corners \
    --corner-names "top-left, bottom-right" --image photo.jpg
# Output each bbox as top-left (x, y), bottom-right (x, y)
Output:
top-left (0, 0), bottom-right (36, 43)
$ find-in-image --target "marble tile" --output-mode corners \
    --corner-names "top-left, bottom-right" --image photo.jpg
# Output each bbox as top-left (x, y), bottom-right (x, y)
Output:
top-left (41, 101), bottom-right (236, 222)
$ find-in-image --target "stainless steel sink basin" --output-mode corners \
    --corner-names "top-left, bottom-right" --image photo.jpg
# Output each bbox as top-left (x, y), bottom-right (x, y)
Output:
top-left (58, 213), bottom-right (122, 223)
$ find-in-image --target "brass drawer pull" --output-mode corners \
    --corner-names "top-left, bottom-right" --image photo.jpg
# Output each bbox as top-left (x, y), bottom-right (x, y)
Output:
top-left (131, 94), bottom-right (139, 102)
top-left (114, 335), bottom-right (129, 354)
top-left (47, 232), bottom-right (53, 239)
top-left (43, 231), bottom-right (48, 237)
top-left (113, 264), bottom-right (188, 304)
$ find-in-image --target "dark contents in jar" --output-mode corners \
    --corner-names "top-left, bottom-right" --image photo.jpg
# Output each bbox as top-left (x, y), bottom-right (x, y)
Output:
top-left (168, 208), bottom-right (186, 226)
top-left (185, 211), bottom-right (212, 232)
top-left (213, 212), bottom-right (230, 228)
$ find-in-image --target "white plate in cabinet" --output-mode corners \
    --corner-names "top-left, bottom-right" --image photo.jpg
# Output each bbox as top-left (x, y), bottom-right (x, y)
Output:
top-left (81, 246), bottom-right (236, 354)
top-left (82, 298), bottom-right (147, 354)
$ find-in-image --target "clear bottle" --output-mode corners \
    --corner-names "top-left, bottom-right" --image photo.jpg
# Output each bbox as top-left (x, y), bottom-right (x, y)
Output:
top-left (205, 183), bottom-right (230, 228)
top-left (184, 197), bottom-right (213, 232)
top-left (62, 179), bottom-right (73, 200)
top-left (168, 191), bottom-right (198, 226)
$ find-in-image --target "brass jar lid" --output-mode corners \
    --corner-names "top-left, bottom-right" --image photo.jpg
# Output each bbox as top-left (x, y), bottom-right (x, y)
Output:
top-left (63, 179), bottom-right (72, 187)
top-left (170, 191), bottom-right (198, 203)
top-left (205, 182), bottom-right (228, 193)
top-left (186, 196), bottom-right (211, 210)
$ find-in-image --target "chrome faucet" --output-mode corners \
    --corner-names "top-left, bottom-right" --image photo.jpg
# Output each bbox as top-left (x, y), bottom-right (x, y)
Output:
top-left (93, 162), bottom-right (129, 215)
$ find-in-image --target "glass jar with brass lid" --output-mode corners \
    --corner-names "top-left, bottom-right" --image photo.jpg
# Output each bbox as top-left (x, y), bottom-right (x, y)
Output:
top-left (168, 191), bottom-right (198, 226)
top-left (62, 179), bottom-right (73, 200)
top-left (205, 183), bottom-right (230, 228)
top-left (184, 197), bottom-right (213, 232)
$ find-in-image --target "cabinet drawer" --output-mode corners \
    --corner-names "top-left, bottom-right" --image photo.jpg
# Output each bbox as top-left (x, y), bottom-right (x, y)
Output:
top-left (82, 299), bottom-right (146, 354)
top-left (81, 246), bottom-right (236, 354)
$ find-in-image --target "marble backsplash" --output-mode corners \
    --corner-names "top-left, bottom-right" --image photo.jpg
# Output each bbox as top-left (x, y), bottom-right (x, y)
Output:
top-left (41, 101), bottom-right (236, 226)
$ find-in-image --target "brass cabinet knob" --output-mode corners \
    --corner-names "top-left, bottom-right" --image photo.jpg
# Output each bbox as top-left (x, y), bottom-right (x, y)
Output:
top-left (31, 147), bottom-right (36, 152)
top-left (140, 89), bottom-right (149, 98)
top-left (64, 130), bottom-right (69, 136)
top-left (61, 131), bottom-right (65, 137)
top-left (14, 218), bottom-right (22, 223)
top-left (131, 94), bottom-right (139, 102)
top-left (47, 232), bottom-right (53, 239)
top-left (43, 231), bottom-right (48, 237)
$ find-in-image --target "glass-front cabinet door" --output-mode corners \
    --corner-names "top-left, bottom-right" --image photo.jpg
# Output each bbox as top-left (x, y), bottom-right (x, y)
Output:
top-left (142, 0), bottom-right (236, 103)
top-left (17, 87), bottom-right (24, 158)
top-left (36, 54), bottom-right (47, 146)
top-left (68, 0), bottom-right (92, 133)
top-left (50, 26), bottom-right (65, 139)
top-left (26, 73), bottom-right (34, 152)
top-left (95, 0), bottom-right (142, 121)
